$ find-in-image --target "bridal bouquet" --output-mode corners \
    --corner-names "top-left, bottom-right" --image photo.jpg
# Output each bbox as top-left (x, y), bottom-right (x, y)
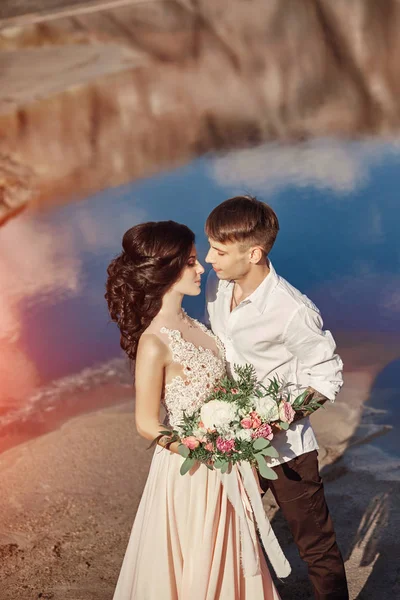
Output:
top-left (160, 365), bottom-right (323, 480)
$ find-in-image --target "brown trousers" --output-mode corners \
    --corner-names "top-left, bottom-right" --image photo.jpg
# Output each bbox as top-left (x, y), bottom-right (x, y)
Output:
top-left (259, 450), bottom-right (349, 600)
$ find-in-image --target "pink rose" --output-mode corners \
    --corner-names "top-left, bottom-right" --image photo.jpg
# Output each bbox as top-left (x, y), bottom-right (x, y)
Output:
top-left (279, 401), bottom-right (295, 424)
top-left (241, 416), bottom-right (253, 429)
top-left (216, 437), bottom-right (235, 453)
top-left (182, 436), bottom-right (200, 450)
top-left (221, 388), bottom-right (227, 393)
top-left (250, 411), bottom-right (262, 429)
top-left (204, 442), bottom-right (214, 452)
top-left (252, 423), bottom-right (274, 441)
top-left (231, 388), bottom-right (239, 395)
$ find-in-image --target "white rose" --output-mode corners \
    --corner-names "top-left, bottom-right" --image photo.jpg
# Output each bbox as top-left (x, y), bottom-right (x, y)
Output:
top-left (200, 400), bottom-right (237, 430)
top-left (221, 426), bottom-right (236, 440)
top-left (254, 397), bottom-right (279, 421)
top-left (238, 407), bottom-right (249, 418)
top-left (236, 429), bottom-right (253, 442)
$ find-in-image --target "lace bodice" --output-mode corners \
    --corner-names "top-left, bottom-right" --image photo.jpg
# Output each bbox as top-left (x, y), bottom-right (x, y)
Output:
top-left (160, 318), bottom-right (226, 434)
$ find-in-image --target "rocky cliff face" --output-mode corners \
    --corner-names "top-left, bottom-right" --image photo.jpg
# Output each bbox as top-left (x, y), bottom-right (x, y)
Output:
top-left (1, 0), bottom-right (400, 222)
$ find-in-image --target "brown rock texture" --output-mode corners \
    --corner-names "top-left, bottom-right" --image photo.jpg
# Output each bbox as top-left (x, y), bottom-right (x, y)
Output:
top-left (0, 154), bottom-right (34, 223)
top-left (1, 0), bottom-right (400, 221)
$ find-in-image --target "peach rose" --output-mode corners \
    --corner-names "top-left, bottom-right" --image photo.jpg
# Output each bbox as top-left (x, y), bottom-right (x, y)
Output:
top-left (250, 411), bottom-right (262, 429)
top-left (241, 416), bottom-right (253, 429)
top-left (182, 436), bottom-right (200, 450)
top-left (204, 442), bottom-right (214, 452)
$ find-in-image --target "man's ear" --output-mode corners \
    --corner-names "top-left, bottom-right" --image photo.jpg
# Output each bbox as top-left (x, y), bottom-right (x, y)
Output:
top-left (249, 246), bottom-right (264, 264)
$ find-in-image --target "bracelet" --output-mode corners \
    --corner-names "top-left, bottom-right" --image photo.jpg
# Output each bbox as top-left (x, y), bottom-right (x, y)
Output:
top-left (148, 431), bottom-right (179, 451)
top-left (164, 433), bottom-right (180, 451)
top-left (163, 438), bottom-right (176, 451)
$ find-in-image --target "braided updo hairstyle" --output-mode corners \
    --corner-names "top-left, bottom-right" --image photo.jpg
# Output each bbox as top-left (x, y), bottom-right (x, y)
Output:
top-left (105, 220), bottom-right (195, 361)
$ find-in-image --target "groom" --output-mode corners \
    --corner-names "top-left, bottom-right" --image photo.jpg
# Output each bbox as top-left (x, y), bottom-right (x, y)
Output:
top-left (204, 195), bottom-right (348, 600)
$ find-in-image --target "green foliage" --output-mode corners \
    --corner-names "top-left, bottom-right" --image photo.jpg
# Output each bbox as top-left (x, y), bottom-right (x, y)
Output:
top-left (168, 364), bottom-right (326, 481)
top-left (258, 446), bottom-right (279, 458)
top-left (291, 389), bottom-right (309, 409)
top-left (178, 444), bottom-right (190, 458)
top-left (255, 455), bottom-right (278, 480)
top-left (180, 457), bottom-right (195, 475)
top-left (252, 438), bottom-right (269, 450)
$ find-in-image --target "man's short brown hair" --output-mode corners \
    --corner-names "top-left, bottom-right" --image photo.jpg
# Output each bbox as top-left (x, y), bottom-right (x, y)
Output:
top-left (205, 195), bottom-right (279, 255)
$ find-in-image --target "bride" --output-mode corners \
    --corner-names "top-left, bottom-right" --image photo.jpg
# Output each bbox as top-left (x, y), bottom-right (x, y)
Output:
top-left (105, 220), bottom-right (286, 600)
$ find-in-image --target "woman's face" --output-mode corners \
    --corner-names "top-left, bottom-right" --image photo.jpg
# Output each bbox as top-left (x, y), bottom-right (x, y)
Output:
top-left (172, 245), bottom-right (205, 296)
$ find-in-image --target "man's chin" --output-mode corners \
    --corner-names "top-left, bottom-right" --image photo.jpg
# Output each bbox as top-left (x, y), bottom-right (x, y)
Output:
top-left (214, 271), bottom-right (230, 280)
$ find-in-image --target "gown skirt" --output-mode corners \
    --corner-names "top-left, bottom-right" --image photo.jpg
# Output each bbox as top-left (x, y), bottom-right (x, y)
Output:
top-left (113, 446), bottom-right (281, 600)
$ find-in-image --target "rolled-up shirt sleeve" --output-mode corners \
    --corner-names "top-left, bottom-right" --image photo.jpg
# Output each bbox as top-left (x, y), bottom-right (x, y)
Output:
top-left (283, 303), bottom-right (343, 401)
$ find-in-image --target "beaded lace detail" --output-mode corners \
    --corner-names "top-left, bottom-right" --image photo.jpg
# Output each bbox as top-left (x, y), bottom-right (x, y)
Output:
top-left (160, 318), bottom-right (225, 433)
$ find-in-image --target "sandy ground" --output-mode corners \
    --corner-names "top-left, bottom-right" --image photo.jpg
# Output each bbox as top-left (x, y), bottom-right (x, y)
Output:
top-left (0, 341), bottom-right (399, 600)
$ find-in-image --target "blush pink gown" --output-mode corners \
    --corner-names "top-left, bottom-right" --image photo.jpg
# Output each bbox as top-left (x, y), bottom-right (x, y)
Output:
top-left (113, 318), bottom-right (282, 600)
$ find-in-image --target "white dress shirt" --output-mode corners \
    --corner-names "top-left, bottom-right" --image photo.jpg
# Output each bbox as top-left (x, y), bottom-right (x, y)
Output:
top-left (205, 261), bottom-right (343, 467)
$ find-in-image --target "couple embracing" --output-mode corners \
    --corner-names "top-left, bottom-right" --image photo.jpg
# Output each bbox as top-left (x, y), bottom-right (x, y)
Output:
top-left (105, 195), bottom-right (349, 600)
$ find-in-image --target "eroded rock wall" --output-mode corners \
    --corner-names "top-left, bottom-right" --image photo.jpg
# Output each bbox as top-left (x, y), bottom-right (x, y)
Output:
top-left (1, 0), bottom-right (400, 221)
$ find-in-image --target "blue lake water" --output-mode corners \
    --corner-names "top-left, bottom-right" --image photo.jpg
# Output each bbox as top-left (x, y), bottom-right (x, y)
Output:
top-left (0, 139), bottom-right (399, 453)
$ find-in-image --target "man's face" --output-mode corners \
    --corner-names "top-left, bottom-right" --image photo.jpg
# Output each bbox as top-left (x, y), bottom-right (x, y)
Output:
top-left (205, 238), bottom-right (251, 281)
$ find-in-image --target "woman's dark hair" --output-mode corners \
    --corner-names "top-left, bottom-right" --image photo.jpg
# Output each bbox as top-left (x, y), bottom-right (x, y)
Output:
top-left (105, 221), bottom-right (195, 361)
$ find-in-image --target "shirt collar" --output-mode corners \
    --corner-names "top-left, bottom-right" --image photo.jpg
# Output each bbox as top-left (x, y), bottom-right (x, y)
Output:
top-left (218, 260), bottom-right (279, 314)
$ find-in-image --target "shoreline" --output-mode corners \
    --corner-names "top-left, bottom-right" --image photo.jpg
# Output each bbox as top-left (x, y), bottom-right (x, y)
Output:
top-left (1, 327), bottom-right (398, 457)
top-left (0, 379), bottom-right (133, 456)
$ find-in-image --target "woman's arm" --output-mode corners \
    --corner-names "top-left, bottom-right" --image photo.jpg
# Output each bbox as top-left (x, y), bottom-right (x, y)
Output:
top-left (135, 333), bottom-right (180, 454)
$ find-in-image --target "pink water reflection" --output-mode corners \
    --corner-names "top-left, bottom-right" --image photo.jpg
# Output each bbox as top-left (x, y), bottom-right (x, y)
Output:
top-left (0, 200), bottom-right (145, 415)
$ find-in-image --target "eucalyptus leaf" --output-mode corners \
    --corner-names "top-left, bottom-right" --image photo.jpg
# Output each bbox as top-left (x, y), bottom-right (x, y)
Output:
top-left (255, 455), bottom-right (278, 480)
top-left (253, 437), bottom-right (269, 450)
top-left (178, 444), bottom-right (190, 458)
top-left (220, 461), bottom-right (230, 474)
top-left (180, 457), bottom-right (195, 476)
top-left (259, 446), bottom-right (279, 458)
top-left (213, 459), bottom-right (224, 470)
top-left (279, 421), bottom-right (290, 430)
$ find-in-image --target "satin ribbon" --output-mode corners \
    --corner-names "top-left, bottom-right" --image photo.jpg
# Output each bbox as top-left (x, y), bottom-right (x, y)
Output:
top-left (218, 463), bottom-right (291, 579)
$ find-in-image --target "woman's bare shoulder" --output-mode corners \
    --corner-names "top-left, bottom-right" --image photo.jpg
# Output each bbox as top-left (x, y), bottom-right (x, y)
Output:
top-left (137, 329), bottom-right (169, 363)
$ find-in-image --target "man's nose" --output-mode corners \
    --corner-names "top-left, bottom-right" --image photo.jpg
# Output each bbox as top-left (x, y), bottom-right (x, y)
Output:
top-left (205, 250), bottom-right (212, 263)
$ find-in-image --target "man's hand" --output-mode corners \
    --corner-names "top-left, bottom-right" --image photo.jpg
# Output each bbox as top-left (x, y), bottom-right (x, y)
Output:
top-left (271, 388), bottom-right (329, 434)
top-left (291, 387), bottom-right (328, 423)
